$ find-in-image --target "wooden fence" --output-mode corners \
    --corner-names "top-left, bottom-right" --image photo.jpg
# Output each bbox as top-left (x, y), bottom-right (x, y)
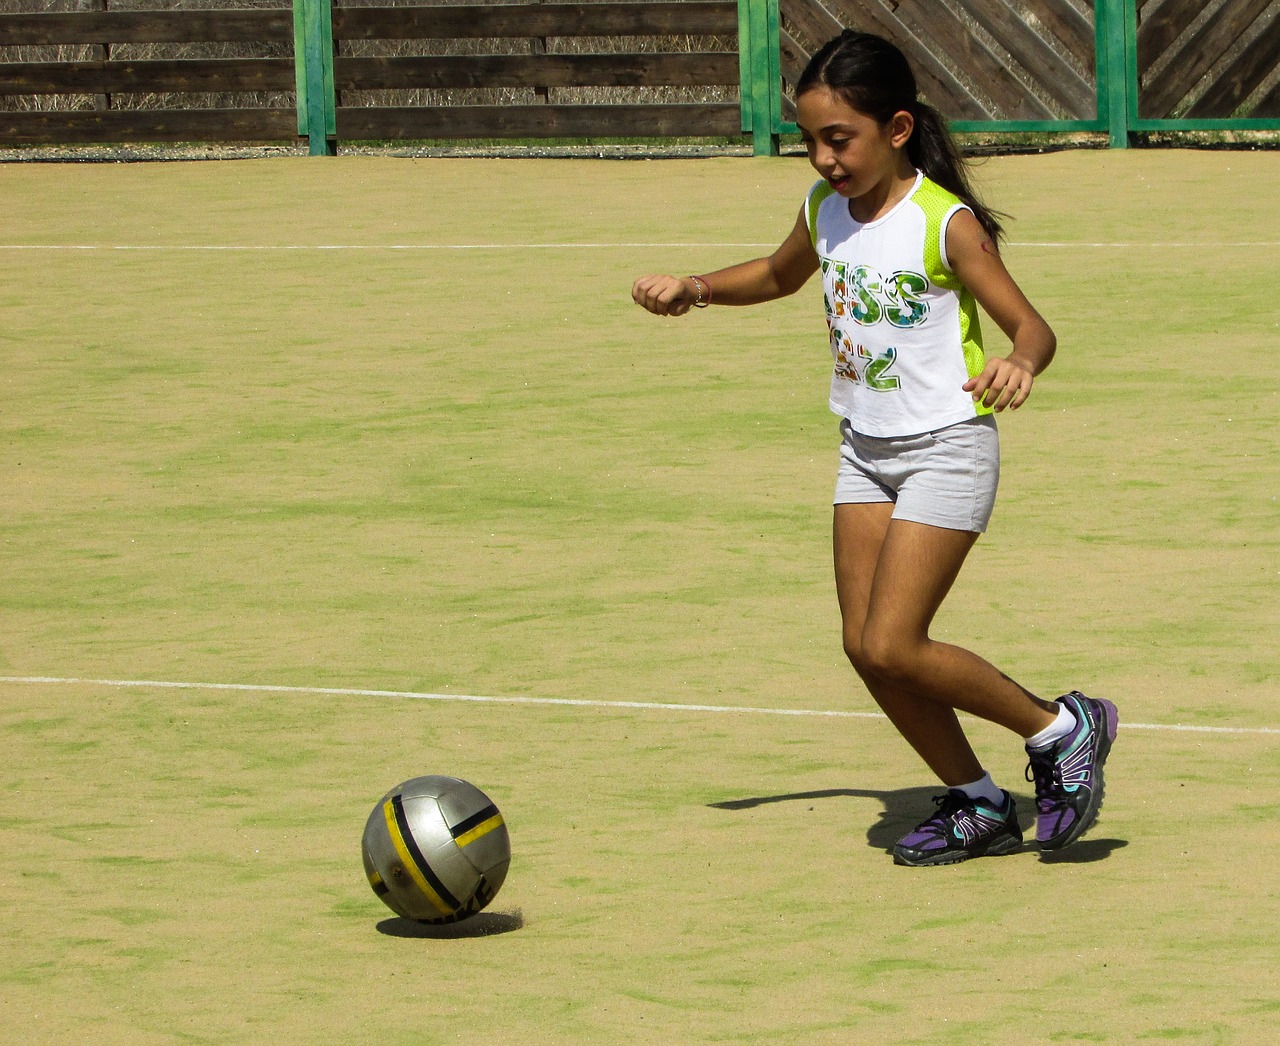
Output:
top-left (0, 7), bottom-right (298, 144)
top-left (330, 2), bottom-right (741, 142)
top-left (1, 0), bottom-right (1278, 152)
top-left (770, 0), bottom-right (1280, 148)
top-left (778, 0), bottom-right (1099, 123)
top-left (1134, 0), bottom-right (1280, 122)
top-left (0, 1), bottom-right (742, 148)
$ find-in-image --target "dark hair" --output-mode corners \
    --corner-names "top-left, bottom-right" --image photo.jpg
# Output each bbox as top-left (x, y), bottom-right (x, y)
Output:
top-left (797, 30), bottom-right (1004, 242)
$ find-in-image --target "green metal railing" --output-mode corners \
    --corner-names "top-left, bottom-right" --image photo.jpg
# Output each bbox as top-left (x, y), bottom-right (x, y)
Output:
top-left (736, 0), bottom-right (1280, 155)
top-left (294, 0), bottom-right (1280, 156)
top-left (1119, 2), bottom-right (1280, 138)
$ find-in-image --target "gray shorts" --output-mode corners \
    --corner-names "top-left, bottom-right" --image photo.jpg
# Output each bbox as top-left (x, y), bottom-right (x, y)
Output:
top-left (833, 415), bottom-right (1000, 533)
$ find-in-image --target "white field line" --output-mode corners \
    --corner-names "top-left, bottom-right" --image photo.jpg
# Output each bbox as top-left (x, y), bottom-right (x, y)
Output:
top-left (3, 675), bottom-right (1277, 736)
top-left (0, 241), bottom-right (1278, 251)
top-left (1012, 241), bottom-right (1280, 248)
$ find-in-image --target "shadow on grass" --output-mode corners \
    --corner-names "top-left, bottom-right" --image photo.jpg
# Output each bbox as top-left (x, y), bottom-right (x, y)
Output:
top-left (1038, 838), bottom-right (1128, 864)
top-left (709, 787), bottom-right (1126, 861)
top-left (710, 786), bottom-right (939, 852)
top-left (376, 909), bottom-right (524, 939)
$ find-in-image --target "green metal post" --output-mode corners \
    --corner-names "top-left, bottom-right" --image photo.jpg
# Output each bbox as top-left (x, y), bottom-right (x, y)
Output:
top-left (295, 0), bottom-right (337, 155)
top-left (1097, 0), bottom-right (1132, 148)
top-left (764, 0), bottom-right (783, 153)
top-left (1120, 0), bottom-right (1140, 145)
top-left (293, 0), bottom-right (308, 137)
top-left (744, 0), bottom-right (780, 156)
top-left (737, 0), bottom-right (753, 134)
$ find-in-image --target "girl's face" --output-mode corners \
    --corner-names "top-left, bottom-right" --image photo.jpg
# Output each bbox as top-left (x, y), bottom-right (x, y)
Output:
top-left (796, 86), bottom-right (913, 200)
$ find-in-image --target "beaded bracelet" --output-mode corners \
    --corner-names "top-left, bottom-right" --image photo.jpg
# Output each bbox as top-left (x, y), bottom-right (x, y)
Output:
top-left (688, 275), bottom-right (712, 308)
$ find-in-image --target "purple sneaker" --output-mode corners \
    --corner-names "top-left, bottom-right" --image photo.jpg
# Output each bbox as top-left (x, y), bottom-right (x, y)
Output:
top-left (1026, 691), bottom-right (1119, 851)
top-left (892, 789), bottom-right (1022, 867)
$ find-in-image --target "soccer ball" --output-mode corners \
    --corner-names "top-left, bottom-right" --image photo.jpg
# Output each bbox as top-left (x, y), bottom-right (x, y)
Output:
top-left (362, 775), bottom-right (511, 924)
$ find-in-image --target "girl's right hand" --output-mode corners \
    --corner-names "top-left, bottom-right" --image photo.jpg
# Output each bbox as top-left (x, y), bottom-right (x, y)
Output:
top-left (632, 274), bottom-right (697, 316)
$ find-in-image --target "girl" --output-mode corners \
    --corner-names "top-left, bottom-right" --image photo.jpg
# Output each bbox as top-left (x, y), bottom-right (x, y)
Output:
top-left (632, 31), bottom-right (1117, 866)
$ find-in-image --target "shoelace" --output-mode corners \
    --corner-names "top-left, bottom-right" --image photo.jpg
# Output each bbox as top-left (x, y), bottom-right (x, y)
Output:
top-left (1025, 748), bottom-right (1061, 811)
top-left (920, 790), bottom-right (974, 833)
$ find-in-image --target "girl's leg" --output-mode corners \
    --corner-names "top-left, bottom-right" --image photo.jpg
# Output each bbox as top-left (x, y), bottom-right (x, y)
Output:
top-left (834, 503), bottom-right (987, 786)
top-left (834, 504), bottom-right (1059, 785)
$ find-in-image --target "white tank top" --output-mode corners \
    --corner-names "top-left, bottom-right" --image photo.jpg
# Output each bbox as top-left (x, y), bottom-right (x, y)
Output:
top-left (806, 172), bottom-right (992, 437)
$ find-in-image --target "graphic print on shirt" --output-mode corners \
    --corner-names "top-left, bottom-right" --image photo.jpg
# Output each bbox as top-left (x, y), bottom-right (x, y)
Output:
top-left (830, 330), bottom-right (902, 392)
top-left (822, 258), bottom-right (929, 393)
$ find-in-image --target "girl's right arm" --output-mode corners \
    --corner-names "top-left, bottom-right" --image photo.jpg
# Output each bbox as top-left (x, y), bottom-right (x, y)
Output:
top-left (631, 206), bottom-right (819, 317)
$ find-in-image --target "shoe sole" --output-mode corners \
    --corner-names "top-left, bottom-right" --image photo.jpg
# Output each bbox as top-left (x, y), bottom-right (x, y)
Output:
top-left (1039, 695), bottom-right (1118, 852)
top-left (893, 833), bottom-right (1022, 867)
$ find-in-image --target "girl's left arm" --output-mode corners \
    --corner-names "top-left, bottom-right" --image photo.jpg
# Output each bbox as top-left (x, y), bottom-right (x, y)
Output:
top-left (947, 209), bottom-right (1057, 412)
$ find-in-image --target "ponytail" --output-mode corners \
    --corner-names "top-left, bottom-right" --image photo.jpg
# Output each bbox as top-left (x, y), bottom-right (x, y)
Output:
top-left (798, 31), bottom-right (1005, 243)
top-left (908, 102), bottom-right (1004, 242)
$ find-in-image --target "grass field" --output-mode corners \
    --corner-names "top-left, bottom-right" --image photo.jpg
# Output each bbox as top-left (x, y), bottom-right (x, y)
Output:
top-left (2, 149), bottom-right (1278, 1043)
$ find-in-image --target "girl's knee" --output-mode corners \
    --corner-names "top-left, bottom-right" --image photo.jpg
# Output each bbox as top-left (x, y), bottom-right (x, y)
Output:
top-left (842, 626), bottom-right (871, 677)
top-left (858, 626), bottom-right (919, 685)
top-left (843, 625), bottom-right (899, 684)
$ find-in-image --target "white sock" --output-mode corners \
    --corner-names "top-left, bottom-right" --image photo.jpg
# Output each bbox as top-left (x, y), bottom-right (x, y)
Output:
top-left (955, 771), bottom-right (1005, 806)
top-left (1026, 703), bottom-right (1077, 750)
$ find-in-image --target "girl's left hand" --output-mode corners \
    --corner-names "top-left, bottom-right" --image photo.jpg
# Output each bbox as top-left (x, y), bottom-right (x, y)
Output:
top-left (963, 356), bottom-right (1035, 411)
